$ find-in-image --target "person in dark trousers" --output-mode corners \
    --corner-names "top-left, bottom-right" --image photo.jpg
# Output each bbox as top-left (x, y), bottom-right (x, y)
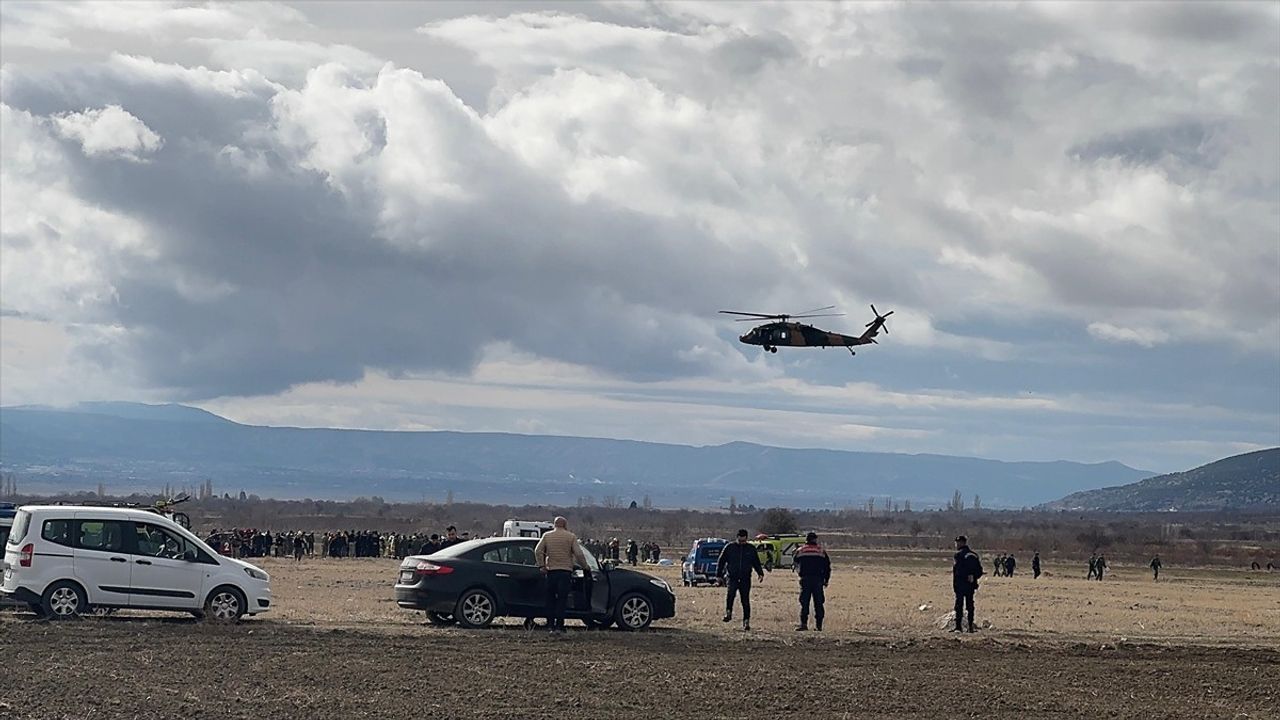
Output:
top-left (793, 532), bottom-right (831, 631)
top-left (1005, 554), bottom-right (1016, 577)
top-left (717, 529), bottom-right (765, 631)
top-left (1032, 552), bottom-right (1041, 579)
top-left (1087, 553), bottom-right (1098, 580)
top-left (534, 516), bottom-right (587, 635)
top-left (1096, 554), bottom-right (1107, 581)
top-left (1150, 555), bottom-right (1162, 581)
top-left (952, 535), bottom-right (984, 633)
top-left (626, 539), bottom-right (639, 566)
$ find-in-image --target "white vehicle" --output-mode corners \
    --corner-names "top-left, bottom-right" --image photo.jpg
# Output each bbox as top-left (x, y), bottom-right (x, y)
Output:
top-left (501, 519), bottom-right (554, 538)
top-left (1, 505), bottom-right (271, 622)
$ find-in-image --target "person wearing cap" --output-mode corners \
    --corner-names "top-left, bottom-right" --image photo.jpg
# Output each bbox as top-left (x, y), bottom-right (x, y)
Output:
top-left (952, 535), bottom-right (984, 633)
top-left (716, 529), bottom-right (765, 631)
top-left (792, 532), bottom-right (831, 631)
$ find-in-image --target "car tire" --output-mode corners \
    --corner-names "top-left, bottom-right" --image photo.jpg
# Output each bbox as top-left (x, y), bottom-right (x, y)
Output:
top-left (454, 588), bottom-right (497, 628)
top-left (425, 611), bottom-right (456, 626)
top-left (203, 586), bottom-right (246, 623)
top-left (41, 580), bottom-right (88, 620)
top-left (614, 593), bottom-right (654, 631)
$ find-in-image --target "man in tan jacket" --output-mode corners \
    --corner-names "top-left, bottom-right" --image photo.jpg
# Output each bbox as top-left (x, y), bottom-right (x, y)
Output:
top-left (534, 516), bottom-right (588, 634)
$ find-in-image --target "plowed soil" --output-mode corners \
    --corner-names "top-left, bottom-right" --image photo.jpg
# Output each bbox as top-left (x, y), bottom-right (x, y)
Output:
top-left (3, 556), bottom-right (1277, 719)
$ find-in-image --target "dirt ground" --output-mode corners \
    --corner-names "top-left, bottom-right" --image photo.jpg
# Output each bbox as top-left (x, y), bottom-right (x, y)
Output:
top-left (3, 554), bottom-right (1277, 719)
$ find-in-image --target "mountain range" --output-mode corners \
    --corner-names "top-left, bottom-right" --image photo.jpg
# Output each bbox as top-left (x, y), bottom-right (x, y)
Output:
top-left (0, 402), bottom-right (1157, 508)
top-left (1040, 448), bottom-right (1279, 512)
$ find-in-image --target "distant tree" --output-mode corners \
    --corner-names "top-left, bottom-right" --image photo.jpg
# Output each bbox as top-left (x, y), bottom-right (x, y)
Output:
top-left (760, 507), bottom-right (798, 535)
top-left (642, 494), bottom-right (652, 510)
top-left (903, 499), bottom-right (912, 513)
top-left (973, 494), bottom-right (982, 511)
top-left (728, 496), bottom-right (737, 514)
top-left (628, 500), bottom-right (638, 509)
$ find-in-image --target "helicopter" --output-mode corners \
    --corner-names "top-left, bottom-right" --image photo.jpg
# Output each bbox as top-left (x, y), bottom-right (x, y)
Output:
top-left (719, 304), bottom-right (893, 355)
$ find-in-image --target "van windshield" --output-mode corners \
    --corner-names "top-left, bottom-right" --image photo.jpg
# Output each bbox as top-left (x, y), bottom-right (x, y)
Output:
top-left (7, 510), bottom-right (30, 546)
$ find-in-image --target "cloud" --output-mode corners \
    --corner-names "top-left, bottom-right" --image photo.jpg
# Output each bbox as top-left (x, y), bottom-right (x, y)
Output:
top-left (0, 2), bottom-right (1276, 472)
top-left (51, 104), bottom-right (163, 160)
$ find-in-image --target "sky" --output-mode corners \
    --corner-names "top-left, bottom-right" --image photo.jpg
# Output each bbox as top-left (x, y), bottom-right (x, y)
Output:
top-left (1, 1), bottom-right (1277, 474)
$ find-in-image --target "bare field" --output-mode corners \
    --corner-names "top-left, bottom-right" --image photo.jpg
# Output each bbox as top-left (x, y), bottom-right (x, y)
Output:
top-left (3, 554), bottom-right (1278, 719)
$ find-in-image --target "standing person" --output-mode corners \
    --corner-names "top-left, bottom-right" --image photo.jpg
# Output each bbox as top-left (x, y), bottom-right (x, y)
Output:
top-left (717, 529), bottom-right (765, 631)
top-left (993, 553), bottom-right (1005, 578)
top-left (626, 539), bottom-right (639, 566)
top-left (292, 534), bottom-right (305, 563)
top-left (1005, 554), bottom-right (1016, 577)
top-left (1095, 554), bottom-right (1107, 581)
top-left (420, 534), bottom-right (441, 556)
top-left (440, 526), bottom-right (462, 549)
top-left (951, 535), bottom-right (984, 634)
top-left (1150, 555), bottom-right (1162, 581)
top-left (792, 532), bottom-right (831, 631)
top-left (1087, 554), bottom-right (1098, 580)
top-left (1032, 552), bottom-right (1041, 579)
top-left (534, 516), bottom-right (587, 636)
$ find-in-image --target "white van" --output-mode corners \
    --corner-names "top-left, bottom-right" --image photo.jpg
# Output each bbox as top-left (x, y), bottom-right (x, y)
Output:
top-left (501, 519), bottom-right (554, 538)
top-left (1, 505), bottom-right (271, 622)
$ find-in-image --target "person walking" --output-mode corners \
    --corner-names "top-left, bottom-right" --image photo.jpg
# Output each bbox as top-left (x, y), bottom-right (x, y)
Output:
top-left (1032, 552), bottom-right (1041, 579)
top-left (717, 529), bottom-right (764, 631)
top-left (1095, 554), bottom-right (1108, 581)
top-left (1005, 554), bottom-right (1016, 577)
top-left (952, 535), bottom-right (984, 633)
top-left (534, 516), bottom-right (587, 635)
top-left (1150, 555), bottom-right (1162, 581)
top-left (793, 532), bottom-right (831, 631)
top-left (1087, 553), bottom-right (1098, 580)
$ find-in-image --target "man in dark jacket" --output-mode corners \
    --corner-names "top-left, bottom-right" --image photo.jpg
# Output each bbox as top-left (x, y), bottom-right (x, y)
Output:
top-left (717, 529), bottom-right (765, 631)
top-left (952, 535), bottom-right (983, 633)
top-left (1032, 552), bottom-right (1041, 579)
top-left (792, 532), bottom-right (831, 631)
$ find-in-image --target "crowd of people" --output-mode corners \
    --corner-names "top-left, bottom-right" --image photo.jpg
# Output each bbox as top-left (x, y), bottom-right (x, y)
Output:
top-left (203, 526), bottom-right (482, 560)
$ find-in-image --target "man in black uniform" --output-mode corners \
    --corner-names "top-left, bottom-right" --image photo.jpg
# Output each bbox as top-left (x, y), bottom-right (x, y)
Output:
top-left (1150, 555), bottom-right (1162, 581)
top-left (952, 535), bottom-right (983, 633)
top-left (1032, 551), bottom-right (1041, 579)
top-left (793, 532), bottom-right (831, 631)
top-left (717, 529), bottom-right (764, 631)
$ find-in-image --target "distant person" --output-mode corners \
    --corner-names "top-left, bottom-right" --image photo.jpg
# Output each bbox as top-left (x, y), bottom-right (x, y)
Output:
top-left (420, 534), bottom-right (441, 556)
top-left (717, 529), bottom-right (765, 631)
top-left (626, 539), bottom-right (639, 566)
top-left (609, 538), bottom-right (620, 561)
top-left (1087, 554), bottom-right (1098, 580)
top-left (292, 535), bottom-right (305, 563)
top-left (1269, 561), bottom-right (1275, 571)
top-left (1095, 554), bottom-right (1107, 581)
top-left (534, 516), bottom-right (587, 636)
top-left (1032, 552), bottom-right (1041, 579)
top-left (951, 535), bottom-right (984, 633)
top-left (792, 532), bottom-right (831, 631)
top-left (1250, 561), bottom-right (1260, 571)
top-left (440, 526), bottom-right (462, 549)
top-left (993, 553), bottom-right (1005, 577)
top-left (1150, 556), bottom-right (1162, 581)
top-left (1005, 554), bottom-right (1016, 577)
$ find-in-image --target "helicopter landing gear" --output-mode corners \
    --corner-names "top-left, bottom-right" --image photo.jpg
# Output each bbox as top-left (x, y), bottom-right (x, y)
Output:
top-left (764, 345), bottom-right (777, 353)
top-left (847, 347), bottom-right (856, 356)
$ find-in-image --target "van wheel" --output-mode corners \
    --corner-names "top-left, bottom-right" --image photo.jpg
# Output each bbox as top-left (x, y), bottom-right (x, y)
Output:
top-left (455, 589), bottom-right (496, 628)
top-left (425, 611), bottom-right (455, 626)
top-left (203, 586), bottom-right (246, 623)
top-left (42, 581), bottom-right (87, 619)
top-left (614, 593), bottom-right (653, 631)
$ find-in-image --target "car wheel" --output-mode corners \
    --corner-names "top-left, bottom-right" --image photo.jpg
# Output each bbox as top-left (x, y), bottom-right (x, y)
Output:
top-left (455, 589), bottom-right (497, 628)
top-left (203, 586), bottom-right (246, 623)
top-left (41, 581), bottom-right (87, 620)
top-left (426, 611), bottom-right (456, 626)
top-left (614, 593), bottom-right (653, 631)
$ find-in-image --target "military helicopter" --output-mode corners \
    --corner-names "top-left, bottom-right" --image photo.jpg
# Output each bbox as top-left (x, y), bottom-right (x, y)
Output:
top-left (720, 304), bottom-right (893, 355)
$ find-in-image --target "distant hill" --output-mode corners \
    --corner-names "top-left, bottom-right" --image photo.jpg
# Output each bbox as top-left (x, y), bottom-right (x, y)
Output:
top-left (1041, 448), bottom-right (1280, 512)
top-left (0, 402), bottom-right (1154, 508)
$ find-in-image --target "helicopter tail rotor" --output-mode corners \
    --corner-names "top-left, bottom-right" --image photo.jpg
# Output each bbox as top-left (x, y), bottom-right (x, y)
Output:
top-left (866, 304), bottom-right (894, 334)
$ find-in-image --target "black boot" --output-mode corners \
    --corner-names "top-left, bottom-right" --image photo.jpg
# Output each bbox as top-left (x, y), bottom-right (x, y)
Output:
top-left (815, 617), bottom-right (823, 631)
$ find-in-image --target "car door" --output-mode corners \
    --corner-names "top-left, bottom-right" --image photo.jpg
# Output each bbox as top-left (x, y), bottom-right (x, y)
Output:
top-left (69, 515), bottom-right (133, 607)
top-left (480, 541), bottom-right (543, 616)
top-left (570, 544), bottom-right (610, 617)
top-left (128, 521), bottom-right (206, 609)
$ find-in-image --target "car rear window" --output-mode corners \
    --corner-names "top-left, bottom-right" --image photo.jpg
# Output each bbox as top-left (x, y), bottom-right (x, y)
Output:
top-left (42, 519), bottom-right (74, 547)
top-left (698, 545), bottom-right (724, 559)
top-left (7, 510), bottom-right (29, 545)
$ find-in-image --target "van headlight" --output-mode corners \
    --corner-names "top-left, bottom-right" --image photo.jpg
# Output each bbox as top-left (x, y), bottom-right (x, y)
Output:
top-left (649, 578), bottom-right (672, 593)
top-left (244, 566), bottom-right (269, 581)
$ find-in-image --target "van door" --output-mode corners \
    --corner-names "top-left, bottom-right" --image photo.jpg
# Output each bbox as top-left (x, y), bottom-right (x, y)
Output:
top-left (69, 515), bottom-right (132, 607)
top-left (128, 521), bottom-right (207, 609)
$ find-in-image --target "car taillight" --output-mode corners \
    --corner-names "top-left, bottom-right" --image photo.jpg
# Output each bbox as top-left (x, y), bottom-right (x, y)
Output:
top-left (18, 543), bottom-right (33, 568)
top-left (414, 561), bottom-right (453, 576)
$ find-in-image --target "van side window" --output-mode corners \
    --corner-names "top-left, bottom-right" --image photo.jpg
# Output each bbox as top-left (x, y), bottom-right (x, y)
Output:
top-left (78, 520), bottom-right (127, 552)
top-left (42, 519), bottom-right (74, 547)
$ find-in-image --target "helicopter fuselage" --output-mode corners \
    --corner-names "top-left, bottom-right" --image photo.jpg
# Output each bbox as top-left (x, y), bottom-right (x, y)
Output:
top-left (739, 321), bottom-right (876, 353)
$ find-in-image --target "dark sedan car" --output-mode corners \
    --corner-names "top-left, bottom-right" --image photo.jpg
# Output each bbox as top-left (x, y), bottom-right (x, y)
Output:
top-left (394, 537), bottom-right (676, 630)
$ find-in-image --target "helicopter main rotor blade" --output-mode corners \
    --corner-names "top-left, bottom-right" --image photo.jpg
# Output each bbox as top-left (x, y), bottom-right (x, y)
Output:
top-left (795, 305), bottom-right (837, 316)
top-left (790, 313), bottom-right (844, 320)
top-left (719, 311), bottom-right (783, 318)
